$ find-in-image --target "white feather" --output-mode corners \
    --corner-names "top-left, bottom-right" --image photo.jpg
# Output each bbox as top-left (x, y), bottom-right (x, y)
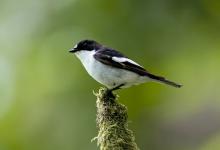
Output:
top-left (112, 57), bottom-right (142, 67)
top-left (73, 44), bottom-right (78, 49)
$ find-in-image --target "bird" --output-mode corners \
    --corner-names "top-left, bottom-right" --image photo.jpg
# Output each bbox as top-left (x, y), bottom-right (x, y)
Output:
top-left (69, 39), bottom-right (182, 94)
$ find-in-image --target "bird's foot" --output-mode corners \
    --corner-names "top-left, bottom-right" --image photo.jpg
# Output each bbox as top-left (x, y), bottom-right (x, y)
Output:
top-left (111, 84), bottom-right (125, 91)
top-left (106, 89), bottom-right (116, 99)
top-left (105, 84), bottom-right (125, 99)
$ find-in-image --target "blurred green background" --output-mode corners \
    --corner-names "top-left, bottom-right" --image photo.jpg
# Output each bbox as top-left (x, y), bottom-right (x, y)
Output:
top-left (0, 0), bottom-right (220, 150)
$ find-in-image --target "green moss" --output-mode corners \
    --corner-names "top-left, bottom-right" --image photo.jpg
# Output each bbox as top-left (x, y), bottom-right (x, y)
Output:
top-left (93, 88), bottom-right (139, 150)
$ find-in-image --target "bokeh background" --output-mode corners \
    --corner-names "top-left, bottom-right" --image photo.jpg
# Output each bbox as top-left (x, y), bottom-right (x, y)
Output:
top-left (1, 0), bottom-right (220, 150)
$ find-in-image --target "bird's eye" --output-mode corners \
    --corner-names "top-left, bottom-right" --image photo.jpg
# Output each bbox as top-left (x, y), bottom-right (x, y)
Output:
top-left (83, 43), bottom-right (91, 49)
top-left (84, 42), bottom-right (89, 46)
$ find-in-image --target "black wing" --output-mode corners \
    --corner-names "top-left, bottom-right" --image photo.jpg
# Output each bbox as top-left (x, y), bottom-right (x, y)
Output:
top-left (94, 48), bottom-right (148, 76)
top-left (94, 48), bottom-right (182, 88)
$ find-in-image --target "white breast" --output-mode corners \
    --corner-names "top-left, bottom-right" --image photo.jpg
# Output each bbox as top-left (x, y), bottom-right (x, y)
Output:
top-left (75, 50), bottom-right (96, 75)
top-left (75, 50), bottom-right (115, 87)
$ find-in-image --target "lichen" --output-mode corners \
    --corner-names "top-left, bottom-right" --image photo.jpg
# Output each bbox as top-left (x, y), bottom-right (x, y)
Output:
top-left (93, 88), bottom-right (139, 150)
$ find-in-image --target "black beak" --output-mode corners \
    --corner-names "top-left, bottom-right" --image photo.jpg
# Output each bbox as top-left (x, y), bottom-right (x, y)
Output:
top-left (69, 48), bottom-right (79, 53)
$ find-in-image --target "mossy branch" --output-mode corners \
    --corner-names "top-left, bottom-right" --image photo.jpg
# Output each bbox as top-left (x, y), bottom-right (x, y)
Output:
top-left (93, 87), bottom-right (139, 150)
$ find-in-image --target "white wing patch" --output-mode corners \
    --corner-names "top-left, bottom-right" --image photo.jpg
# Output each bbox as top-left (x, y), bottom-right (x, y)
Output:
top-left (73, 44), bottom-right (78, 49)
top-left (112, 57), bottom-right (142, 67)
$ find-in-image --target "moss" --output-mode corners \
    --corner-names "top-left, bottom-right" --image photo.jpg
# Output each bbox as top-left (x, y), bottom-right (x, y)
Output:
top-left (93, 88), bottom-right (139, 150)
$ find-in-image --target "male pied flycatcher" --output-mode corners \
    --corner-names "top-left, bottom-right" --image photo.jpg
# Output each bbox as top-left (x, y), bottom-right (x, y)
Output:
top-left (69, 40), bottom-right (182, 92)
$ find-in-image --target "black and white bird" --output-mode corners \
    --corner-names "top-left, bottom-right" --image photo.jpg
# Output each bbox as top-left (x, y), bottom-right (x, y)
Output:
top-left (69, 39), bottom-right (182, 92)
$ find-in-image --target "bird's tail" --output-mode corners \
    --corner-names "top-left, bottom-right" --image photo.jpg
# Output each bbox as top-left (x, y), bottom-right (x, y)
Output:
top-left (146, 73), bottom-right (182, 88)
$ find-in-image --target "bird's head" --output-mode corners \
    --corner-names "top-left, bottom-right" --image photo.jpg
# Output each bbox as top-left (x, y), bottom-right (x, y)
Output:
top-left (69, 39), bottom-right (101, 53)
